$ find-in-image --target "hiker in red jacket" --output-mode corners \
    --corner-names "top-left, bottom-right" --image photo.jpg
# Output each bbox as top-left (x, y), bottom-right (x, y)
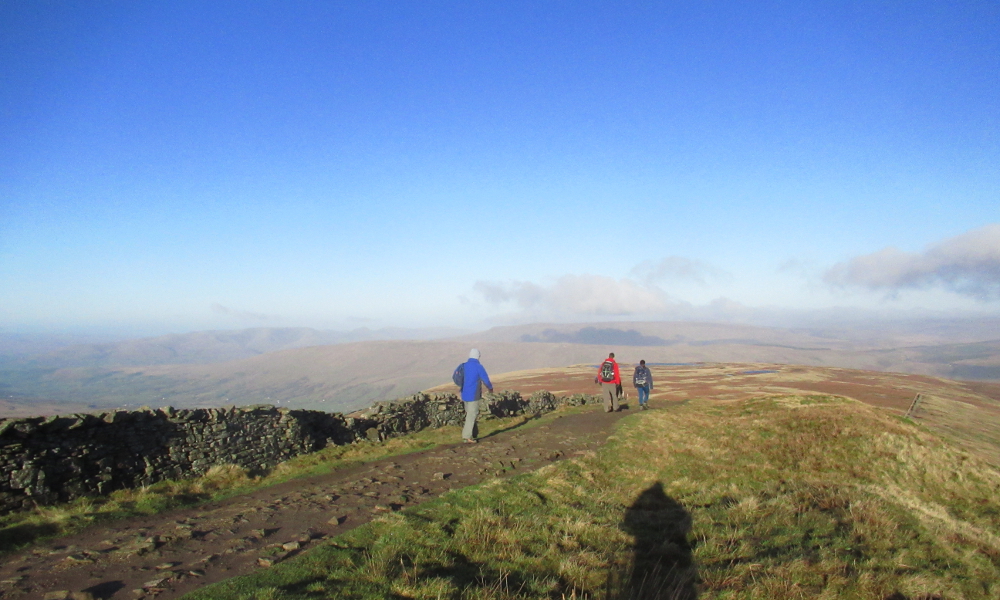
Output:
top-left (595, 352), bottom-right (621, 412)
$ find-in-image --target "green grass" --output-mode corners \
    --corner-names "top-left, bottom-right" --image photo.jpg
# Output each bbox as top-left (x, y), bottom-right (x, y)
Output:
top-left (0, 407), bottom-right (566, 555)
top-left (184, 395), bottom-right (1000, 600)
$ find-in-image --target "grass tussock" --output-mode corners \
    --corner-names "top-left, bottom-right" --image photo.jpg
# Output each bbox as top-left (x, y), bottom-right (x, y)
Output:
top-left (0, 410), bottom-right (556, 555)
top-left (185, 395), bottom-right (1000, 600)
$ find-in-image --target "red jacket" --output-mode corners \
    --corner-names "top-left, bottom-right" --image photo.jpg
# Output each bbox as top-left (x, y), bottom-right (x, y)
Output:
top-left (596, 358), bottom-right (621, 385)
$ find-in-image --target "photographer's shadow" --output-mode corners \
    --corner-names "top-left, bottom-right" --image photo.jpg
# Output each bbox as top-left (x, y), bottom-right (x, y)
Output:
top-left (618, 482), bottom-right (699, 600)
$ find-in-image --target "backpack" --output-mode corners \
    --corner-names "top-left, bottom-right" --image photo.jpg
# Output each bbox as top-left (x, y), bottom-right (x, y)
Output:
top-left (635, 367), bottom-right (647, 386)
top-left (452, 362), bottom-right (465, 388)
top-left (600, 360), bottom-right (615, 382)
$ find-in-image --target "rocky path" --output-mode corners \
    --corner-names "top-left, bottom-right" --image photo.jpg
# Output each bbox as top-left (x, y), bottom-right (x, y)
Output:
top-left (0, 407), bottom-right (627, 600)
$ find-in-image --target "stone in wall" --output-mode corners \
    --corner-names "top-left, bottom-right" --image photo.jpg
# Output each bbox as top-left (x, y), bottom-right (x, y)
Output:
top-left (0, 390), bottom-right (602, 514)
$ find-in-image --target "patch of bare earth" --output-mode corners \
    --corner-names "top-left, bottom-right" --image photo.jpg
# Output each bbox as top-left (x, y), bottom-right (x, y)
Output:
top-left (0, 408), bottom-right (626, 600)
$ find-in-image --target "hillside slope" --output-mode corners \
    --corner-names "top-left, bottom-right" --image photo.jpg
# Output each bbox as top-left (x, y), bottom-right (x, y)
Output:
top-left (0, 340), bottom-right (616, 413)
top-left (2, 326), bottom-right (467, 369)
top-left (3, 320), bottom-right (1000, 416)
top-left (188, 395), bottom-right (1000, 600)
top-left (435, 361), bottom-right (1000, 466)
top-left (3, 362), bottom-right (1000, 598)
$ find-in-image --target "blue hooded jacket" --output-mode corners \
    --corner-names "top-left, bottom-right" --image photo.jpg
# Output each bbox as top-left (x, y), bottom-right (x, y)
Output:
top-left (461, 358), bottom-right (493, 402)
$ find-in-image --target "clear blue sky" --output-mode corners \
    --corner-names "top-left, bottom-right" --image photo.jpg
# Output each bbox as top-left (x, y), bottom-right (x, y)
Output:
top-left (2, 1), bottom-right (998, 335)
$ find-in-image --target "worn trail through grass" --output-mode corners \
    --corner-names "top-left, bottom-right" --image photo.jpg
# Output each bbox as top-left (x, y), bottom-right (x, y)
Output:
top-left (0, 406), bottom-right (627, 599)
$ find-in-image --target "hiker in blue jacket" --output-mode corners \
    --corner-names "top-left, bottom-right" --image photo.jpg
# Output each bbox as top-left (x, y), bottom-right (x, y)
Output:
top-left (460, 349), bottom-right (493, 443)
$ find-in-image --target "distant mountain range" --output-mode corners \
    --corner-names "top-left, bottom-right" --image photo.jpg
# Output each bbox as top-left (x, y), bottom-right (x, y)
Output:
top-left (1, 320), bottom-right (999, 417)
top-left (0, 326), bottom-right (468, 367)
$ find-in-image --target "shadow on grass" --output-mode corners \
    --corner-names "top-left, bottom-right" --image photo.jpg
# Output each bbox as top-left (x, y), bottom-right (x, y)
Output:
top-left (424, 551), bottom-right (533, 593)
top-left (275, 551), bottom-right (534, 599)
top-left (617, 482), bottom-right (699, 600)
top-left (0, 521), bottom-right (61, 554)
top-left (274, 575), bottom-right (412, 600)
top-left (479, 412), bottom-right (545, 440)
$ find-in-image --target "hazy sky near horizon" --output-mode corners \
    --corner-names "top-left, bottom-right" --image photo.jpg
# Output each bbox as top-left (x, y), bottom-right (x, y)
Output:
top-left (2, 1), bottom-right (999, 336)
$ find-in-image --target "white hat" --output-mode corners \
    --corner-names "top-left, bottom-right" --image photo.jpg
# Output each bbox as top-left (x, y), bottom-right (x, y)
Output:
top-left (469, 348), bottom-right (481, 359)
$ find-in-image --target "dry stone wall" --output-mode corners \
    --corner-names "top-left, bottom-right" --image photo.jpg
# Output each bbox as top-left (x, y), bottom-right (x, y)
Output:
top-left (0, 390), bottom-right (601, 514)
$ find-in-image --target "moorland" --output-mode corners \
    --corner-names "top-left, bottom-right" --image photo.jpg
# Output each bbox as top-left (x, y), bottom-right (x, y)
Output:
top-left (1, 361), bottom-right (999, 599)
top-left (2, 319), bottom-right (1000, 417)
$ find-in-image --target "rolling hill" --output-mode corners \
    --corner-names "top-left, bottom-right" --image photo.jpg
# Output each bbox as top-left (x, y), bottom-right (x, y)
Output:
top-left (0, 326), bottom-right (468, 368)
top-left (2, 320), bottom-right (1000, 416)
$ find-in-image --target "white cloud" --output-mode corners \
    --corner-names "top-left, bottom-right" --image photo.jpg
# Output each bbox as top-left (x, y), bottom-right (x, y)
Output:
top-left (825, 224), bottom-right (1000, 301)
top-left (210, 303), bottom-right (278, 321)
top-left (473, 275), bottom-right (674, 317)
top-left (630, 256), bottom-right (728, 285)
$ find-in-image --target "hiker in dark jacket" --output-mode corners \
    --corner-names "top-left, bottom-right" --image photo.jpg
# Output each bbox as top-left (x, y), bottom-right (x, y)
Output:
top-left (633, 359), bottom-right (653, 410)
top-left (460, 349), bottom-right (493, 443)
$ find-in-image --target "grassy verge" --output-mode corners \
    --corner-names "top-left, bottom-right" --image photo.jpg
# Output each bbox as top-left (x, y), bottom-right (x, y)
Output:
top-left (185, 395), bottom-right (1000, 599)
top-left (0, 407), bottom-right (569, 555)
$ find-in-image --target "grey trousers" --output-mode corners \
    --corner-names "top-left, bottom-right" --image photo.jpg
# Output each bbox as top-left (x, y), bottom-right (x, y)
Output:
top-left (602, 382), bottom-right (619, 412)
top-left (462, 400), bottom-right (479, 440)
